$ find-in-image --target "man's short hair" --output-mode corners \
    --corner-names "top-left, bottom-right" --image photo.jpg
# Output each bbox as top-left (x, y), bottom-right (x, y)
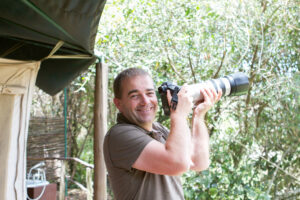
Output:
top-left (113, 68), bottom-right (150, 99)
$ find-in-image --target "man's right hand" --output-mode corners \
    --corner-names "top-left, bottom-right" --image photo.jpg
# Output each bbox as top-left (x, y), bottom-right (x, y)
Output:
top-left (167, 85), bottom-right (193, 118)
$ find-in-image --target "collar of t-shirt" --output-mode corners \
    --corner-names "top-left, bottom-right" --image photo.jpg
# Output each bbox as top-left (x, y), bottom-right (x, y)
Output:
top-left (116, 113), bottom-right (165, 143)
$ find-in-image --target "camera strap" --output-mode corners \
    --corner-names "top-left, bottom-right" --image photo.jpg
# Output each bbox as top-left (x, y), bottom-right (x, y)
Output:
top-left (170, 86), bottom-right (180, 111)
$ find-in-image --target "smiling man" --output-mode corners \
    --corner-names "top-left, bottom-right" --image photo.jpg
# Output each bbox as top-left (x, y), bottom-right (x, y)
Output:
top-left (103, 68), bottom-right (221, 200)
top-left (113, 73), bottom-right (158, 130)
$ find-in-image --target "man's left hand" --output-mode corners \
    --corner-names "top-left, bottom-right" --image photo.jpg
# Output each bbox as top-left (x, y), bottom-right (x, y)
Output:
top-left (193, 87), bottom-right (222, 119)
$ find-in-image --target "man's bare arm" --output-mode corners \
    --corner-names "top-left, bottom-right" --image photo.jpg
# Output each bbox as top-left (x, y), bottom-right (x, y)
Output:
top-left (132, 86), bottom-right (193, 175)
top-left (190, 87), bottom-right (222, 171)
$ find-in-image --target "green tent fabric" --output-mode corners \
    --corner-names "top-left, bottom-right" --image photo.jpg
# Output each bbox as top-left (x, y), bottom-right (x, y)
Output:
top-left (0, 0), bottom-right (106, 95)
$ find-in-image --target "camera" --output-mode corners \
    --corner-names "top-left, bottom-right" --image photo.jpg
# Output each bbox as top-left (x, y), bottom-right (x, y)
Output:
top-left (158, 72), bottom-right (249, 116)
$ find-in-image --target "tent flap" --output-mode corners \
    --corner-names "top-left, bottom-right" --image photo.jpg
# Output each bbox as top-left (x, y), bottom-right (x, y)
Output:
top-left (0, 0), bottom-right (106, 95)
top-left (0, 58), bottom-right (40, 199)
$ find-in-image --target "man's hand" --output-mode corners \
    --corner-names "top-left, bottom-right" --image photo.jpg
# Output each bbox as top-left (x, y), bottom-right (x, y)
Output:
top-left (189, 86), bottom-right (221, 171)
top-left (193, 87), bottom-right (222, 119)
top-left (167, 85), bottom-right (193, 118)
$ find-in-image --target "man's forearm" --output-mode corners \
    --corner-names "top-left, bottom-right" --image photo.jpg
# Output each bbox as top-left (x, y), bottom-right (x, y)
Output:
top-left (190, 116), bottom-right (210, 171)
top-left (165, 113), bottom-right (192, 172)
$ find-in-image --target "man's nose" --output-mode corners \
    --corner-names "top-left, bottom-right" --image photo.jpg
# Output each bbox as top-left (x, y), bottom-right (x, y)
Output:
top-left (140, 95), bottom-right (150, 104)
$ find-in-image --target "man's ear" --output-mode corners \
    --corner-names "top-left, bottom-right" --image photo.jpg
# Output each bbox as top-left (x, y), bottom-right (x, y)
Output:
top-left (113, 98), bottom-right (122, 112)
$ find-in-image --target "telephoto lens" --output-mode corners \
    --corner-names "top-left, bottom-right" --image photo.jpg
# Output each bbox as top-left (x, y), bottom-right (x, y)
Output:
top-left (186, 72), bottom-right (249, 104)
top-left (158, 72), bottom-right (249, 116)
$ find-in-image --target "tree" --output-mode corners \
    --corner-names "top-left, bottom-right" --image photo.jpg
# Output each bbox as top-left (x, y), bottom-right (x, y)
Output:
top-left (97, 0), bottom-right (299, 199)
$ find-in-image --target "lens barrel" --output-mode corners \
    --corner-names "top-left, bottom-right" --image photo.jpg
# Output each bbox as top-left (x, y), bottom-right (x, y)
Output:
top-left (225, 72), bottom-right (249, 96)
top-left (208, 72), bottom-right (249, 97)
top-left (158, 72), bottom-right (249, 116)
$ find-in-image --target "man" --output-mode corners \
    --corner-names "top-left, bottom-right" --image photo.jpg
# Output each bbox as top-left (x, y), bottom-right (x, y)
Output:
top-left (103, 68), bottom-right (221, 200)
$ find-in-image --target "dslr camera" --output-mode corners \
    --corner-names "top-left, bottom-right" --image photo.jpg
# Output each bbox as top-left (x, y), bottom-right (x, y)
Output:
top-left (158, 72), bottom-right (249, 116)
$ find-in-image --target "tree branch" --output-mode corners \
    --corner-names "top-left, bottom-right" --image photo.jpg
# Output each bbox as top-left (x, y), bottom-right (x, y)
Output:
top-left (244, 45), bottom-right (258, 133)
top-left (27, 156), bottom-right (94, 169)
top-left (164, 44), bottom-right (187, 82)
top-left (231, 138), bottom-right (300, 184)
top-left (188, 51), bottom-right (197, 83)
top-left (214, 21), bottom-right (228, 78)
top-left (67, 177), bottom-right (88, 192)
top-left (267, 147), bottom-right (291, 194)
top-left (213, 50), bottom-right (226, 79)
top-left (275, 189), bottom-right (300, 200)
top-left (78, 117), bottom-right (94, 157)
top-left (255, 102), bottom-right (268, 132)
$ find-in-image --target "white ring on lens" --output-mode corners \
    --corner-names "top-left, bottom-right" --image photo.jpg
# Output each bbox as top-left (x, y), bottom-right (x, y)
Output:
top-left (220, 78), bottom-right (231, 96)
top-left (214, 79), bottom-right (222, 94)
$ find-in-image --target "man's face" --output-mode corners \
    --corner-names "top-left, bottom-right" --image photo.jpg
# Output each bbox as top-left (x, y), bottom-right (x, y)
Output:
top-left (114, 75), bottom-right (158, 130)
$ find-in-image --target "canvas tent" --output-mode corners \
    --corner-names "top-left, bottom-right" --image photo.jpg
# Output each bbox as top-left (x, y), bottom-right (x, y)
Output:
top-left (0, 58), bottom-right (40, 199)
top-left (0, 0), bottom-right (106, 95)
top-left (0, 0), bottom-right (107, 199)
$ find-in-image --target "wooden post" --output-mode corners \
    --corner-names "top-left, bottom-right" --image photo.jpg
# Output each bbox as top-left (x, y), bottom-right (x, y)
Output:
top-left (59, 160), bottom-right (66, 200)
top-left (86, 167), bottom-right (93, 200)
top-left (94, 62), bottom-right (108, 200)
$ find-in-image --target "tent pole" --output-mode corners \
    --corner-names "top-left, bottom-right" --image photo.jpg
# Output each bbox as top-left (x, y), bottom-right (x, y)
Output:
top-left (64, 87), bottom-right (68, 197)
top-left (94, 60), bottom-right (107, 200)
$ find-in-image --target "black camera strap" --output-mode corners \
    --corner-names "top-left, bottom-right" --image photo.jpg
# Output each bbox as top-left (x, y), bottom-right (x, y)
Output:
top-left (170, 86), bottom-right (180, 111)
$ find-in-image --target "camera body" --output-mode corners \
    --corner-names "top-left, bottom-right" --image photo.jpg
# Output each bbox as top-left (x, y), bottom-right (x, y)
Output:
top-left (158, 72), bottom-right (249, 116)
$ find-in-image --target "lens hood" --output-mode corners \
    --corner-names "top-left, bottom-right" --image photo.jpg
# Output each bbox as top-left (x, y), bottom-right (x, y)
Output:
top-left (226, 72), bottom-right (249, 96)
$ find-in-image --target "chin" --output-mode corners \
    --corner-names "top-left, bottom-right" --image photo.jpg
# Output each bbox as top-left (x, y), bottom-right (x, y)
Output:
top-left (138, 116), bottom-right (155, 124)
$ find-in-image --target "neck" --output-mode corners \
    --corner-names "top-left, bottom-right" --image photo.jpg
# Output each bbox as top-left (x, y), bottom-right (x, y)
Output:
top-left (140, 123), bottom-right (153, 131)
top-left (117, 113), bottom-right (153, 131)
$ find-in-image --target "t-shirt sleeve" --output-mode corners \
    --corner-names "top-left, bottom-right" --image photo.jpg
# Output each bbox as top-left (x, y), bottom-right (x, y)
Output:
top-left (106, 124), bottom-right (153, 170)
top-left (153, 122), bottom-right (170, 140)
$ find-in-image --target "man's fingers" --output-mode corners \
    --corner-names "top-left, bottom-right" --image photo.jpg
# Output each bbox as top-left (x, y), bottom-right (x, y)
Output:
top-left (208, 87), bottom-right (216, 100)
top-left (202, 88), bottom-right (213, 102)
top-left (205, 87), bottom-right (222, 103)
top-left (216, 90), bottom-right (222, 102)
top-left (167, 90), bottom-right (172, 105)
top-left (200, 88), bottom-right (209, 101)
top-left (179, 84), bottom-right (188, 95)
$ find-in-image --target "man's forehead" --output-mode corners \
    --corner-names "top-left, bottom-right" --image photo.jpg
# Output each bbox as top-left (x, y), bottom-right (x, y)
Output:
top-left (121, 75), bottom-right (155, 93)
top-left (124, 75), bottom-right (153, 85)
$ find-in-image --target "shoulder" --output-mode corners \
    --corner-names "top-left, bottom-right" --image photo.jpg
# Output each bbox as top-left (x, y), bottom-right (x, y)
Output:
top-left (106, 123), bottom-right (144, 138)
top-left (153, 122), bottom-right (169, 136)
top-left (104, 123), bottom-right (154, 170)
top-left (104, 123), bottom-right (152, 147)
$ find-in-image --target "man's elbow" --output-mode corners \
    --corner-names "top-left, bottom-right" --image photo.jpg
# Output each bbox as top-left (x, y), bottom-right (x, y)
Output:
top-left (191, 160), bottom-right (210, 172)
top-left (168, 159), bottom-right (191, 176)
top-left (195, 163), bottom-right (210, 172)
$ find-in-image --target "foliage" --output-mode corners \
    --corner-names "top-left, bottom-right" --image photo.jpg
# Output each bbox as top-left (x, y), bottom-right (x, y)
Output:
top-left (31, 67), bottom-right (96, 189)
top-left (31, 0), bottom-right (299, 198)
top-left (96, 0), bottom-right (300, 199)
top-left (65, 67), bottom-right (96, 187)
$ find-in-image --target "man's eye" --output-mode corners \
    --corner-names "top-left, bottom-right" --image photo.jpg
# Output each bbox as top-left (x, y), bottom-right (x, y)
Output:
top-left (147, 92), bottom-right (155, 96)
top-left (130, 95), bottom-right (138, 99)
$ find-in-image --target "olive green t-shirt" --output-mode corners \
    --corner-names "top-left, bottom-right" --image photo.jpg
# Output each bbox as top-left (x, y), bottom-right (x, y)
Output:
top-left (103, 114), bottom-right (184, 200)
